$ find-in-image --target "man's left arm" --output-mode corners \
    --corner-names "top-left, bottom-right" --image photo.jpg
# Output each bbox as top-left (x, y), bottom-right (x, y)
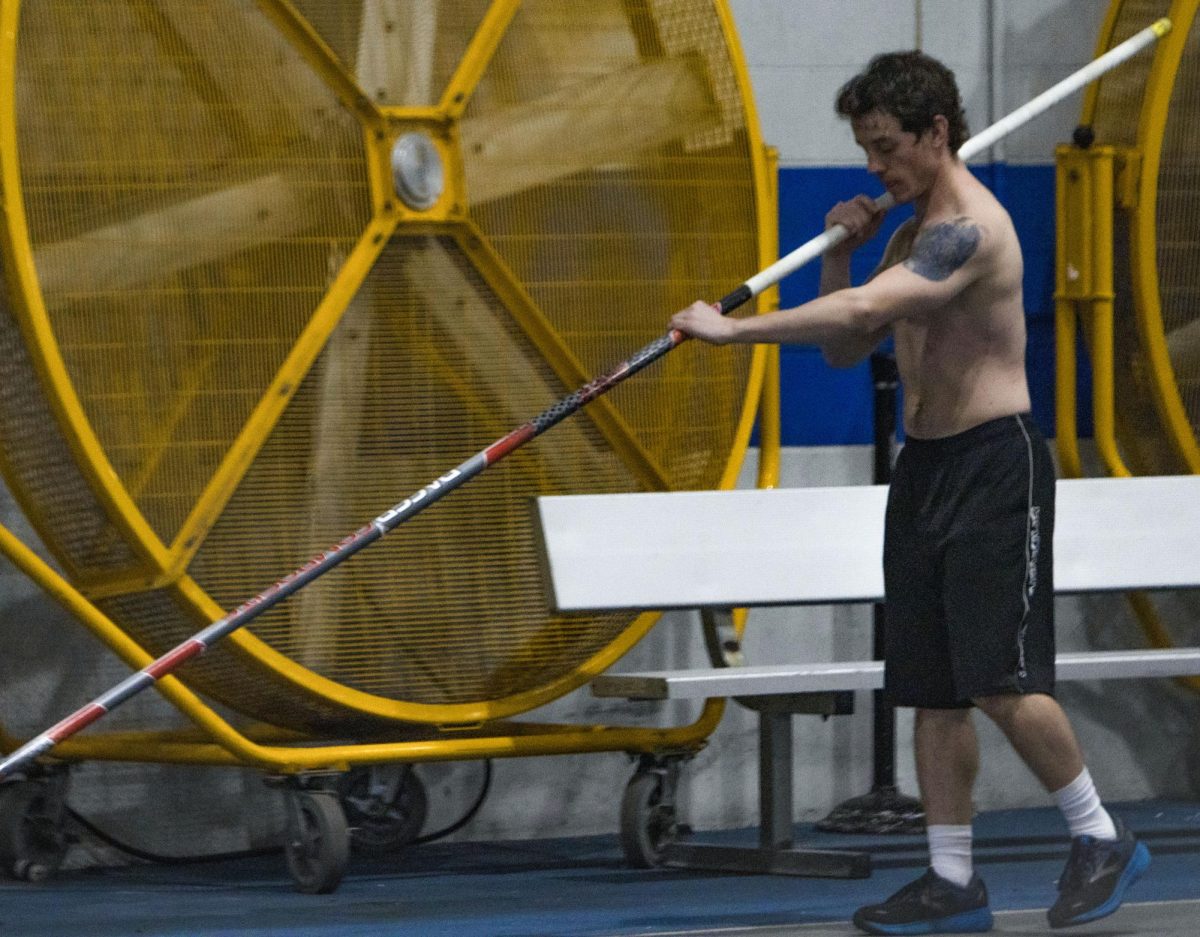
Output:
top-left (671, 217), bottom-right (986, 352)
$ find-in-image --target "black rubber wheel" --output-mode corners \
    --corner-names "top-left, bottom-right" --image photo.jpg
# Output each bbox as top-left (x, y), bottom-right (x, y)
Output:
top-left (283, 791), bottom-right (350, 894)
top-left (338, 766), bottom-right (428, 856)
top-left (0, 781), bottom-right (68, 883)
top-left (618, 771), bottom-right (676, 868)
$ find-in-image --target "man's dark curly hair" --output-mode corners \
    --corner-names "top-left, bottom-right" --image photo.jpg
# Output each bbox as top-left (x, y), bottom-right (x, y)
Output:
top-left (835, 51), bottom-right (968, 152)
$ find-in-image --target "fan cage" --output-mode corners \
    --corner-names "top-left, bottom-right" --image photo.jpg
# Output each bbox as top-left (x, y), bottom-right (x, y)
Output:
top-left (0, 0), bottom-right (775, 732)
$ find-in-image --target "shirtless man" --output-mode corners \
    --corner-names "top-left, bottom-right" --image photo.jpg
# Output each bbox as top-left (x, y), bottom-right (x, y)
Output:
top-left (670, 51), bottom-right (1149, 935)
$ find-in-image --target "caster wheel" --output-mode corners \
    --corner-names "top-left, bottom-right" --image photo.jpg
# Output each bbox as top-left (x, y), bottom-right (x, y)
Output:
top-left (619, 770), bottom-right (678, 868)
top-left (0, 781), bottom-right (69, 883)
top-left (283, 790), bottom-right (350, 894)
top-left (338, 765), bottom-right (427, 856)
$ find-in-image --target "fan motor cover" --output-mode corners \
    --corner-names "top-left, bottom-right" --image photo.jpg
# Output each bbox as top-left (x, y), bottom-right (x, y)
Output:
top-left (0, 0), bottom-right (773, 731)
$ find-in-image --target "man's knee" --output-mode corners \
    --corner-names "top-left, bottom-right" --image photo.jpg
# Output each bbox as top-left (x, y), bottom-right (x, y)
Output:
top-left (915, 706), bottom-right (972, 732)
top-left (971, 690), bottom-right (1055, 726)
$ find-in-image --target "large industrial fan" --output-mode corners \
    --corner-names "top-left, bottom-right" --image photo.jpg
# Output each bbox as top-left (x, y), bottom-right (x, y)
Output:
top-left (0, 0), bottom-right (774, 891)
top-left (1056, 0), bottom-right (1200, 676)
top-left (0, 0), bottom-right (773, 736)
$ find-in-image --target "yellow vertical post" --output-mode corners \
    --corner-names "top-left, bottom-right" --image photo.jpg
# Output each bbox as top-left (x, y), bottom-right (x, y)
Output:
top-left (1084, 147), bottom-right (1133, 478)
top-left (1055, 298), bottom-right (1083, 478)
top-left (1054, 146), bottom-right (1087, 478)
top-left (1054, 144), bottom-right (1133, 478)
top-left (756, 145), bottom-right (782, 492)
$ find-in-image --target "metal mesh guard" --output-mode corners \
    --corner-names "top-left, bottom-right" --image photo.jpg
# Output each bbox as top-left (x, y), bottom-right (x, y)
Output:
top-left (0, 0), bottom-right (765, 731)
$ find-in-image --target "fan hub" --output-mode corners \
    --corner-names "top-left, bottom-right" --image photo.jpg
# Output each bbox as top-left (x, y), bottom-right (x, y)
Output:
top-left (390, 131), bottom-right (445, 211)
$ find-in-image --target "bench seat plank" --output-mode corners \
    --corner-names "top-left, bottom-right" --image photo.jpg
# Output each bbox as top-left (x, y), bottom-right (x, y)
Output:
top-left (536, 475), bottom-right (1200, 613)
top-left (591, 647), bottom-right (1200, 701)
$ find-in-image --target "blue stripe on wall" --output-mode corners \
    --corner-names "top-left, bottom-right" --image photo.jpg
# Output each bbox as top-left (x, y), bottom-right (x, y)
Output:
top-left (769, 163), bottom-right (1092, 446)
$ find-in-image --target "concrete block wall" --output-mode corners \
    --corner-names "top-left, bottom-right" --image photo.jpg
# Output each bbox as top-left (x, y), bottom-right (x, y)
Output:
top-left (736, 0), bottom-right (1106, 168)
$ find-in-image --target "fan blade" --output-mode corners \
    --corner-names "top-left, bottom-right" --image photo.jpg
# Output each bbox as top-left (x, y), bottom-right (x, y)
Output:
top-left (24, 1), bottom-right (370, 301)
top-left (293, 289), bottom-right (374, 671)
top-left (32, 174), bottom-right (308, 300)
top-left (460, 53), bottom-right (718, 205)
top-left (357, 0), bottom-right (438, 106)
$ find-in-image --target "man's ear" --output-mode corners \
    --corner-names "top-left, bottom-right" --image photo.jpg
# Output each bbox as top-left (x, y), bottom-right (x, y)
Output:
top-left (929, 114), bottom-right (951, 151)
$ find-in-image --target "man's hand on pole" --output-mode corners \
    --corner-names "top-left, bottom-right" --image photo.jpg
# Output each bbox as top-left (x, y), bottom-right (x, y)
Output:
top-left (826, 194), bottom-right (887, 255)
top-left (670, 301), bottom-right (736, 345)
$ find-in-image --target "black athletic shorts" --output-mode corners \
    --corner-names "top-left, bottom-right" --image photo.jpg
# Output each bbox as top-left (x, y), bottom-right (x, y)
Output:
top-left (882, 412), bottom-right (1056, 709)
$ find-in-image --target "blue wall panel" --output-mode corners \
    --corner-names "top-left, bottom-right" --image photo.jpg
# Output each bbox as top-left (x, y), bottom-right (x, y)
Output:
top-left (770, 163), bottom-right (1086, 445)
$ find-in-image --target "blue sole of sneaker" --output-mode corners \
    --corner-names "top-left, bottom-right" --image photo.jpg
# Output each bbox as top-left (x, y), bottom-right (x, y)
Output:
top-left (856, 906), bottom-right (994, 935)
top-left (1053, 841), bottom-right (1151, 928)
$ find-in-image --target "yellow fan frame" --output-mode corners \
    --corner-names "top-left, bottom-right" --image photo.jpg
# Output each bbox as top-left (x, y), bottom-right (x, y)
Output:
top-left (0, 0), bottom-right (780, 765)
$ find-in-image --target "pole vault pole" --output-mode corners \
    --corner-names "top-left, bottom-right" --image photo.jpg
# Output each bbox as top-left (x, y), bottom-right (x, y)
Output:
top-left (0, 17), bottom-right (1171, 781)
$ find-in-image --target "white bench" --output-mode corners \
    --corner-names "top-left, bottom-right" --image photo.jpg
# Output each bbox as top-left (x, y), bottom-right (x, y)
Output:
top-left (534, 475), bottom-right (1200, 877)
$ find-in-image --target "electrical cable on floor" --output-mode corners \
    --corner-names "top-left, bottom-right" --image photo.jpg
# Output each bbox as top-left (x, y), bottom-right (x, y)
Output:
top-left (67, 805), bottom-right (281, 865)
top-left (64, 760), bottom-right (493, 863)
top-left (412, 759), bottom-right (492, 845)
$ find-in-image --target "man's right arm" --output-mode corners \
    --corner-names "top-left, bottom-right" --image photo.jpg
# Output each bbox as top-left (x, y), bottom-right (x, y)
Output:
top-left (818, 251), bottom-right (853, 297)
top-left (817, 197), bottom-right (896, 366)
top-left (816, 196), bottom-right (889, 365)
top-left (818, 195), bottom-right (884, 298)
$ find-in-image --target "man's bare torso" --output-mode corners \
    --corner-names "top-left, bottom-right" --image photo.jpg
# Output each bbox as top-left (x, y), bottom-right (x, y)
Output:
top-left (880, 172), bottom-right (1031, 439)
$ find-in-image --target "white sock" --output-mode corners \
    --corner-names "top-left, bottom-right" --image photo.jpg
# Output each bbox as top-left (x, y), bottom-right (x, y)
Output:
top-left (1054, 767), bottom-right (1117, 840)
top-left (928, 824), bottom-right (974, 888)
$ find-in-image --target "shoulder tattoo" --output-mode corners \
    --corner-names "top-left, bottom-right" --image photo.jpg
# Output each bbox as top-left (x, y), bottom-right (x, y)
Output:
top-left (903, 217), bottom-right (982, 282)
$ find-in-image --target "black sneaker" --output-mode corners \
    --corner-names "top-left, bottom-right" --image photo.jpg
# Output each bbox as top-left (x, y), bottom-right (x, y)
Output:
top-left (852, 867), bottom-right (993, 935)
top-left (1047, 816), bottom-right (1150, 928)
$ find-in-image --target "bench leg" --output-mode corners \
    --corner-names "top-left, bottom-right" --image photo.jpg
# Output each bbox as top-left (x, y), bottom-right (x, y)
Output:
top-left (760, 709), bottom-right (793, 850)
top-left (658, 706), bottom-right (871, 879)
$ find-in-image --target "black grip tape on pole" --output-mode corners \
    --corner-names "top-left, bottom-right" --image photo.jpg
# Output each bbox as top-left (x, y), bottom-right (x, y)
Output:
top-left (716, 283), bottom-right (753, 315)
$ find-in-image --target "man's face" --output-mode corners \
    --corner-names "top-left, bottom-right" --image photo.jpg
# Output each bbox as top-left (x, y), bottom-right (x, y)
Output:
top-left (850, 109), bottom-right (944, 204)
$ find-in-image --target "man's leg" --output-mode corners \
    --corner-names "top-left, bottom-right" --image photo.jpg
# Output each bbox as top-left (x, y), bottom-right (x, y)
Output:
top-left (912, 705), bottom-right (979, 887)
top-left (973, 691), bottom-right (1116, 839)
top-left (973, 692), bottom-right (1150, 929)
top-left (915, 707), bottom-right (978, 889)
top-left (852, 708), bottom-right (993, 935)
top-left (970, 692), bottom-right (1082, 793)
top-left (915, 707), bottom-right (978, 825)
